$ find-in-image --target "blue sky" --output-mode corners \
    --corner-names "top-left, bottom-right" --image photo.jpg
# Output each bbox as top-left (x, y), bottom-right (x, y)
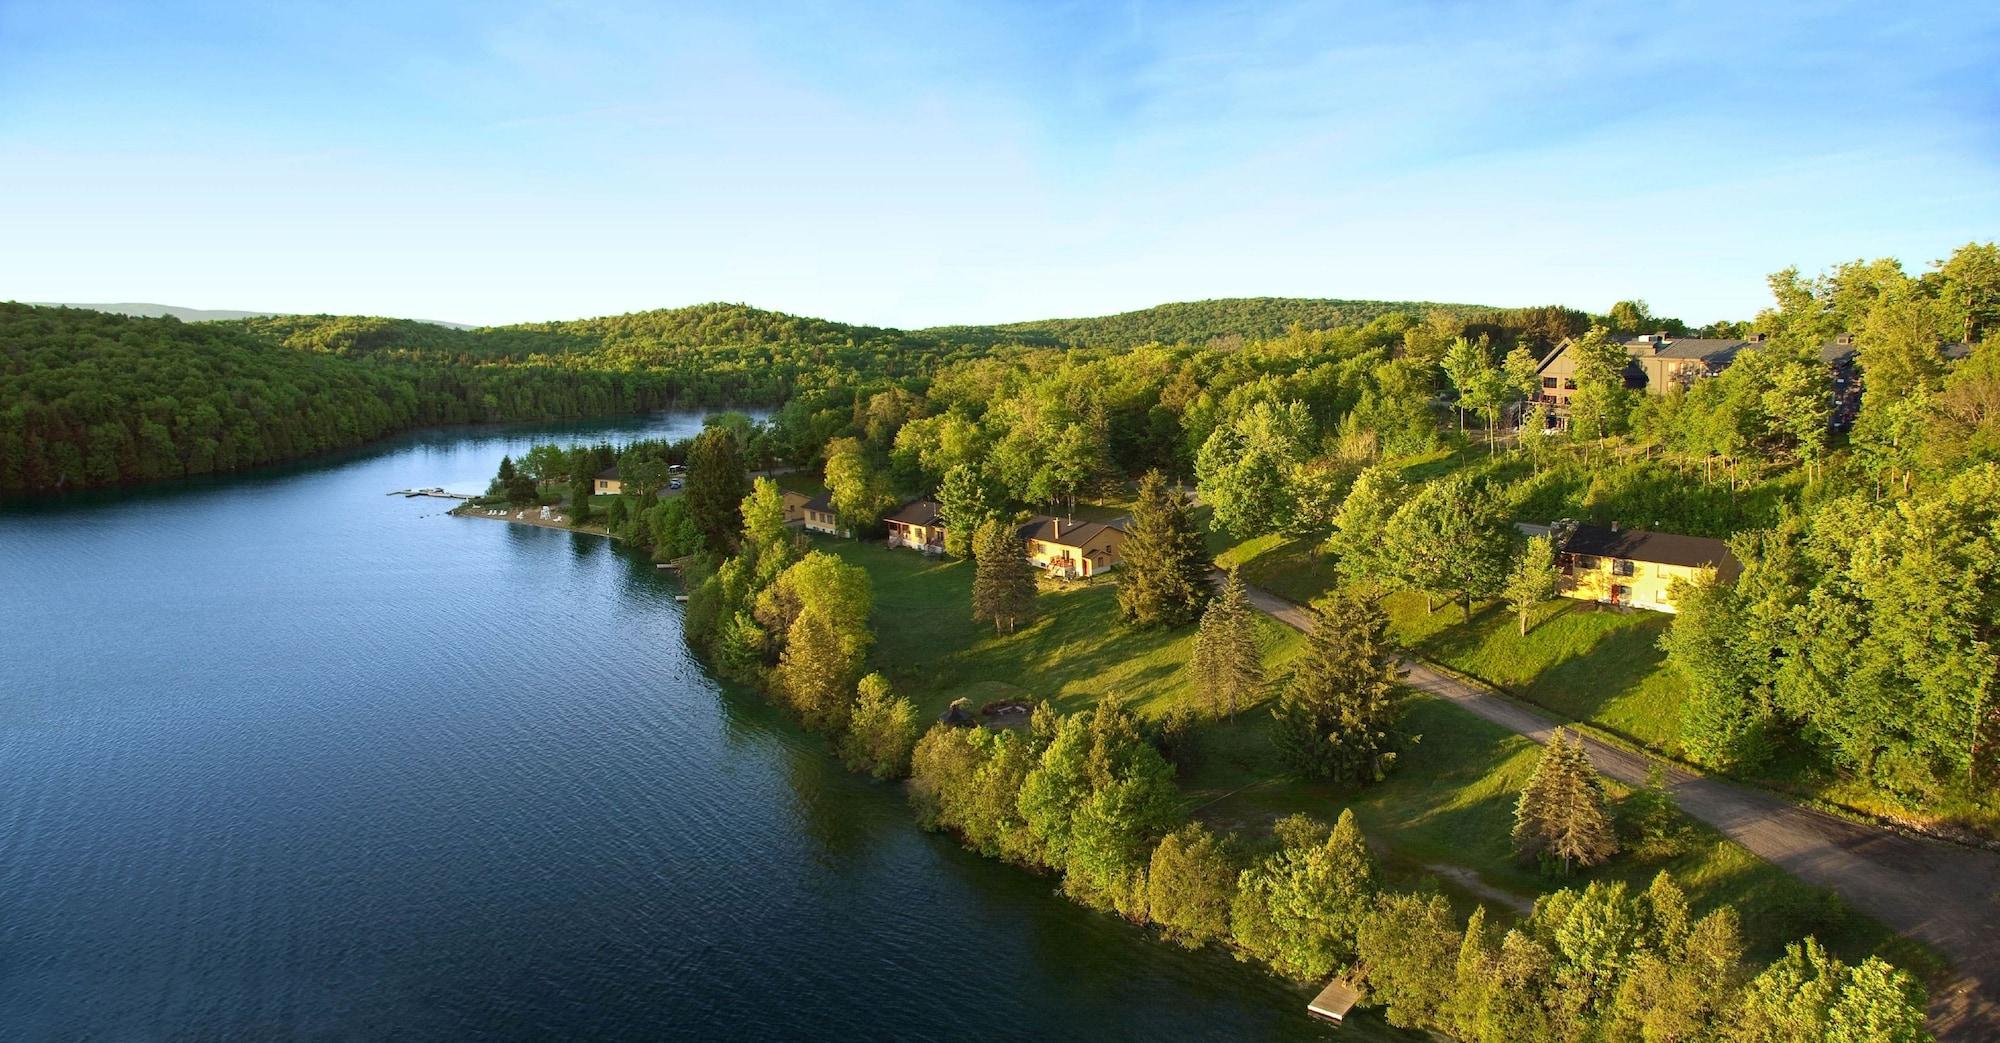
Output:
top-left (3, 1), bottom-right (1996, 328)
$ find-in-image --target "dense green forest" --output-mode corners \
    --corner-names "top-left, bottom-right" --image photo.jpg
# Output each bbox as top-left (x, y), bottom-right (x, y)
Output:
top-left (925, 296), bottom-right (1494, 348)
top-left (0, 302), bottom-right (983, 494)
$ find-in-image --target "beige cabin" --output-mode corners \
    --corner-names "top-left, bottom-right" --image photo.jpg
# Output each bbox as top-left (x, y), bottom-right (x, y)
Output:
top-left (1017, 516), bottom-right (1127, 578)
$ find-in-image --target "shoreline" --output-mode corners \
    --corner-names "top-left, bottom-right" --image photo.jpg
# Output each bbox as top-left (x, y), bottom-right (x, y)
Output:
top-left (448, 501), bottom-right (620, 540)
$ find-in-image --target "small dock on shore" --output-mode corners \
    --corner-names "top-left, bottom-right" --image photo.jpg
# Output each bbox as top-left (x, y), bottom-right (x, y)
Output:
top-left (389, 487), bottom-right (472, 500)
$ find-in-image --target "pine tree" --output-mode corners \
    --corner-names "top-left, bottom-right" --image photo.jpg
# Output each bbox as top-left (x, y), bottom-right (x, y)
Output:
top-left (1116, 469), bottom-right (1211, 627)
top-left (1513, 729), bottom-right (1619, 873)
top-left (1504, 534), bottom-right (1559, 636)
top-left (971, 517), bottom-right (1036, 634)
top-left (1271, 592), bottom-right (1403, 783)
top-left (1188, 567), bottom-right (1265, 716)
top-left (686, 426), bottom-right (750, 556)
top-left (1441, 905), bottom-right (1495, 1039)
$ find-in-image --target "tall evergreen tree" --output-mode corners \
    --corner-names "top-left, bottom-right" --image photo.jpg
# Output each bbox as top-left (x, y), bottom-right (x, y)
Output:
top-left (1271, 592), bottom-right (1403, 783)
top-left (1188, 567), bottom-right (1265, 716)
top-left (685, 426), bottom-right (749, 556)
top-left (971, 517), bottom-right (1036, 634)
top-left (1116, 469), bottom-right (1211, 627)
top-left (1513, 729), bottom-right (1619, 873)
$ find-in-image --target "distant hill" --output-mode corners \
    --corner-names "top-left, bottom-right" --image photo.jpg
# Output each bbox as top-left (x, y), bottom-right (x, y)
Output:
top-left (29, 302), bottom-right (471, 329)
top-left (926, 296), bottom-right (1493, 348)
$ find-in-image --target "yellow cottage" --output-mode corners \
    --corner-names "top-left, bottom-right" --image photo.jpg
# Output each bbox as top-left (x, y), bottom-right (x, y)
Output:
top-left (594, 465), bottom-right (624, 496)
top-left (1016, 516), bottom-right (1128, 578)
top-left (1551, 523), bottom-right (1740, 613)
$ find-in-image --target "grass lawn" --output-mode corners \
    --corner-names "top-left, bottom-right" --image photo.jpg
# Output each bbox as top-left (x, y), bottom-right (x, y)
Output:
top-left (819, 534), bottom-right (1932, 976)
top-left (1211, 530), bottom-right (1341, 606)
top-left (825, 538), bottom-right (1302, 720)
top-left (1380, 591), bottom-right (1688, 753)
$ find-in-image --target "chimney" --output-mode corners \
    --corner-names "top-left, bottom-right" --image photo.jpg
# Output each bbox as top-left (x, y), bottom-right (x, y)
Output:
top-left (1054, 518), bottom-right (1061, 539)
top-left (1747, 332), bottom-right (1768, 343)
top-left (1836, 332), bottom-right (1855, 346)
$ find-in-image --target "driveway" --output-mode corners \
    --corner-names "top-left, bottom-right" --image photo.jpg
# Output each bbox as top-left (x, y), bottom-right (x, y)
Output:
top-left (1237, 579), bottom-right (2000, 1040)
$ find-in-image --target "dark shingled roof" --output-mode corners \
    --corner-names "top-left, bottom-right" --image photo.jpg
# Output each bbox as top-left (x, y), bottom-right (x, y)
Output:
top-left (803, 492), bottom-right (834, 513)
top-left (1623, 336), bottom-right (1752, 363)
top-left (886, 499), bottom-right (944, 526)
top-left (1017, 515), bottom-right (1127, 549)
top-left (596, 464), bottom-right (620, 480)
top-left (1560, 524), bottom-right (1741, 582)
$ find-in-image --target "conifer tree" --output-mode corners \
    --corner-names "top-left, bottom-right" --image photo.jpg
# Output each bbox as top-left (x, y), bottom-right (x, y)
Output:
top-left (971, 517), bottom-right (1036, 634)
top-left (1116, 469), bottom-right (1211, 627)
top-left (1513, 729), bottom-right (1619, 873)
top-left (1272, 592), bottom-right (1403, 782)
top-left (1441, 905), bottom-right (1495, 1040)
top-left (686, 426), bottom-right (750, 555)
top-left (1188, 567), bottom-right (1265, 716)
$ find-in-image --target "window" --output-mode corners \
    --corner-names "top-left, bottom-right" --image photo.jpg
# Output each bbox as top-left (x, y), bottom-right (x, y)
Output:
top-left (1542, 376), bottom-right (1558, 388)
top-left (1612, 584), bottom-right (1630, 600)
top-left (1563, 378), bottom-right (1578, 390)
top-left (1612, 559), bottom-right (1635, 577)
top-left (1576, 555), bottom-right (1599, 570)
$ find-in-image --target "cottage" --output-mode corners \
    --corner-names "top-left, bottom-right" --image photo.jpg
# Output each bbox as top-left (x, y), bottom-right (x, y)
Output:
top-left (884, 499), bottom-right (947, 554)
top-left (799, 493), bottom-right (847, 536)
top-left (781, 489), bottom-right (813, 526)
top-left (594, 465), bottom-right (623, 496)
top-left (1017, 516), bottom-right (1128, 578)
top-left (1546, 522), bottom-right (1741, 613)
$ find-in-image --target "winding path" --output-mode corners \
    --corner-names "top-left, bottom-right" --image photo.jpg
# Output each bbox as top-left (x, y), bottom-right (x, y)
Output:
top-left (1238, 580), bottom-right (2000, 1040)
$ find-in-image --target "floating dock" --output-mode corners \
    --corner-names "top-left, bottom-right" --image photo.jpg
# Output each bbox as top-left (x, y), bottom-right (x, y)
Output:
top-left (389, 488), bottom-right (472, 500)
top-left (1307, 978), bottom-right (1362, 1025)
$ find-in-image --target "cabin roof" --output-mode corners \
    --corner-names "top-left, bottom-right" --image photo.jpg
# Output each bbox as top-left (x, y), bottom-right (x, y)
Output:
top-left (1561, 523), bottom-right (1741, 581)
top-left (1017, 515), bottom-right (1127, 549)
top-left (596, 464), bottom-right (620, 480)
top-left (886, 499), bottom-right (944, 527)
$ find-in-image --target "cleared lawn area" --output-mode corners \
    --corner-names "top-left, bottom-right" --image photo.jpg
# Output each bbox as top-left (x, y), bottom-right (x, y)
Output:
top-left (825, 537), bottom-right (1301, 720)
top-left (825, 534), bottom-right (1930, 974)
top-left (1380, 591), bottom-right (1687, 753)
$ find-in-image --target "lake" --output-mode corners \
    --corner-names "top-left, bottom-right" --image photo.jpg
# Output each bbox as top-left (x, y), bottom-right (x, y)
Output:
top-left (0, 413), bottom-right (1372, 1041)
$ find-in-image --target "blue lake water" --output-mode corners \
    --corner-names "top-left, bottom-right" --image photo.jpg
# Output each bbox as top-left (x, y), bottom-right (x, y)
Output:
top-left (0, 414), bottom-right (1358, 1041)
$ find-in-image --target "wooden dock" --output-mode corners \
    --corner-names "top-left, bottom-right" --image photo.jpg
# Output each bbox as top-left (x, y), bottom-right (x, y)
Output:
top-left (389, 488), bottom-right (472, 500)
top-left (1307, 978), bottom-right (1362, 1025)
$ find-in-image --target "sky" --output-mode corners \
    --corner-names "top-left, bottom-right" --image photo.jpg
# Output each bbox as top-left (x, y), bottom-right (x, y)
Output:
top-left (2, 0), bottom-right (1997, 329)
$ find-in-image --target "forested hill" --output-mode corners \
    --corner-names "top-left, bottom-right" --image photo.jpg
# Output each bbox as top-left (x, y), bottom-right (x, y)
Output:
top-left (0, 295), bottom-right (1580, 494)
top-left (926, 296), bottom-right (1495, 348)
top-left (230, 303), bottom-right (955, 362)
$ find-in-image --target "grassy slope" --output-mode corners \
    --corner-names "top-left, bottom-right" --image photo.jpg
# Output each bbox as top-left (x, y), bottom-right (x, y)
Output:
top-left (815, 534), bottom-right (1929, 973)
